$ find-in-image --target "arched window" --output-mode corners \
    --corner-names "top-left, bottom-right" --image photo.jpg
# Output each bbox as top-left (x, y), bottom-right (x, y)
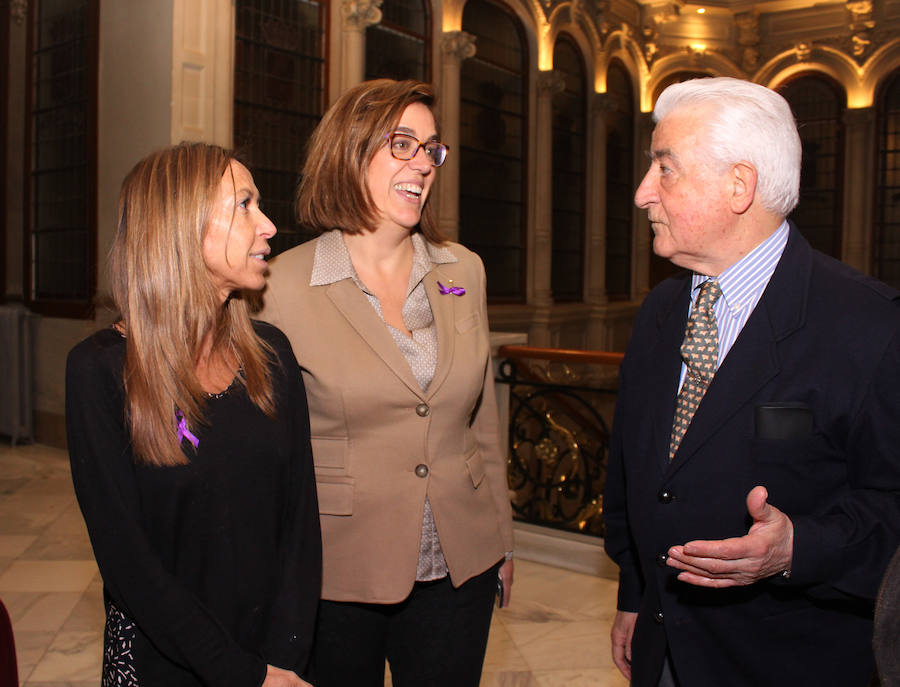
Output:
top-left (875, 70), bottom-right (900, 289)
top-left (26, 0), bottom-right (99, 317)
top-left (460, 0), bottom-right (528, 301)
top-left (604, 60), bottom-right (634, 300)
top-left (780, 75), bottom-right (845, 259)
top-left (550, 36), bottom-right (587, 303)
top-left (365, 0), bottom-right (429, 82)
top-left (234, 0), bottom-right (326, 255)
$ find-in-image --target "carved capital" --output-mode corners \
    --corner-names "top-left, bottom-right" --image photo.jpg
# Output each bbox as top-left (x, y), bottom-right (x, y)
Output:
top-left (846, 0), bottom-right (874, 33)
top-left (441, 31), bottom-right (477, 61)
top-left (341, 0), bottom-right (382, 31)
top-left (851, 32), bottom-right (872, 57)
top-left (741, 47), bottom-right (759, 72)
top-left (846, 0), bottom-right (872, 19)
top-left (735, 11), bottom-right (760, 46)
top-left (642, 1), bottom-right (680, 34)
top-left (11, 0), bottom-right (28, 25)
top-left (537, 70), bottom-right (566, 97)
top-left (591, 91), bottom-right (618, 117)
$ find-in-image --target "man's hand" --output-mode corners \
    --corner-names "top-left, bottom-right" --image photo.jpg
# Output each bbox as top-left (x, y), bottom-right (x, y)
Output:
top-left (611, 610), bottom-right (638, 680)
top-left (261, 665), bottom-right (312, 687)
top-left (666, 485), bottom-right (793, 587)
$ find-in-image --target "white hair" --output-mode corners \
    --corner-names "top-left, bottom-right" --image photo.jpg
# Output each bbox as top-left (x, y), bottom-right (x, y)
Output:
top-left (654, 77), bottom-right (801, 217)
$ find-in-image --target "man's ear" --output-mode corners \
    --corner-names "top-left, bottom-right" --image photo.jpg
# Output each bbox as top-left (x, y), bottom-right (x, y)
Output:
top-left (730, 162), bottom-right (757, 214)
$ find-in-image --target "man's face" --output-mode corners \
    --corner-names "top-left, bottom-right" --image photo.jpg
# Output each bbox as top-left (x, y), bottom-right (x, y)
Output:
top-left (634, 105), bottom-right (735, 275)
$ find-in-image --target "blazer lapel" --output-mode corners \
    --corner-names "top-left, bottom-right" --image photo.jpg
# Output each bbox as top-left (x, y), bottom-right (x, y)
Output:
top-left (647, 275), bottom-right (693, 474)
top-left (325, 279), bottom-right (425, 398)
top-left (665, 226), bottom-right (812, 477)
top-left (423, 265), bottom-right (456, 400)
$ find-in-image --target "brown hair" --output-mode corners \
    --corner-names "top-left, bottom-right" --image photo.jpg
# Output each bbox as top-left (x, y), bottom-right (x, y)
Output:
top-left (296, 78), bottom-right (445, 243)
top-left (110, 142), bottom-right (275, 467)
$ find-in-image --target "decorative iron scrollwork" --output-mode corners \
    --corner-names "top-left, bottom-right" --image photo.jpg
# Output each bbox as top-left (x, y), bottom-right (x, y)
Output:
top-left (497, 357), bottom-right (617, 537)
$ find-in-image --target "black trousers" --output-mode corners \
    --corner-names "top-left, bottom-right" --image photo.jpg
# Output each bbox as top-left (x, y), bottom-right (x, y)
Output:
top-left (312, 561), bottom-right (502, 687)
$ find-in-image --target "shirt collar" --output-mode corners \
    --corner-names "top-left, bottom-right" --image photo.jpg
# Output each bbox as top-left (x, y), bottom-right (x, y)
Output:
top-left (691, 220), bottom-right (789, 313)
top-left (310, 229), bottom-right (458, 291)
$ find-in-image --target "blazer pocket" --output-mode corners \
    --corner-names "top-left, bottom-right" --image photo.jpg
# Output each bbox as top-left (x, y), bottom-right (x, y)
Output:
top-left (456, 312), bottom-right (480, 334)
top-left (754, 403), bottom-right (814, 440)
top-left (465, 449), bottom-right (486, 489)
top-left (315, 475), bottom-right (354, 516)
top-left (311, 435), bottom-right (348, 470)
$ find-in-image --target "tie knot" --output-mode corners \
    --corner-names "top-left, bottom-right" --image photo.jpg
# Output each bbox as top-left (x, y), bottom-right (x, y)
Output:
top-left (696, 279), bottom-right (722, 310)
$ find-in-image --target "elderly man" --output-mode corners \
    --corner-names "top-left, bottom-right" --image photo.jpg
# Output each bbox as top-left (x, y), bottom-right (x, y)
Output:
top-left (603, 77), bottom-right (900, 686)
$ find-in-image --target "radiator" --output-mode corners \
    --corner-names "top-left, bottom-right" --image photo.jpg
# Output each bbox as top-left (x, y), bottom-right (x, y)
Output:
top-left (0, 304), bottom-right (37, 444)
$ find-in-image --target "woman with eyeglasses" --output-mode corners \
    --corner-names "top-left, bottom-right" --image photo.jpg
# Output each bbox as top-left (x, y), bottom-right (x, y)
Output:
top-left (257, 79), bottom-right (514, 687)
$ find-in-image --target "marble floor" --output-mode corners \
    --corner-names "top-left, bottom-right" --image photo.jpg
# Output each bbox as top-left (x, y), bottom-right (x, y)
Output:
top-left (0, 442), bottom-right (628, 687)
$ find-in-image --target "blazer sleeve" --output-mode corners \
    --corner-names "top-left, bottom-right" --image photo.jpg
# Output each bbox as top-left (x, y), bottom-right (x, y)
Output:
top-left (603, 358), bottom-right (644, 612)
top-left (787, 325), bottom-right (900, 599)
top-left (260, 331), bottom-right (322, 675)
top-left (470, 257), bottom-right (515, 553)
top-left (65, 342), bottom-right (267, 687)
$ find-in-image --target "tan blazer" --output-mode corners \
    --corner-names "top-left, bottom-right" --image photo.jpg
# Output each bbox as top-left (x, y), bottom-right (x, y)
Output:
top-left (258, 235), bottom-right (514, 603)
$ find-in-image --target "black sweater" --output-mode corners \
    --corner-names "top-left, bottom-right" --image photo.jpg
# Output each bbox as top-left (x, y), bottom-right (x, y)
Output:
top-left (65, 321), bottom-right (321, 686)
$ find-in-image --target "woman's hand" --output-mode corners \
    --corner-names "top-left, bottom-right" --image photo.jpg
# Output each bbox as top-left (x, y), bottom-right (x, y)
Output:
top-left (498, 559), bottom-right (514, 608)
top-left (262, 664), bottom-right (313, 687)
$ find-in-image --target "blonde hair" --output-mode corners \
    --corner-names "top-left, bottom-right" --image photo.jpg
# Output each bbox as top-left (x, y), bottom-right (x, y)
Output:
top-left (110, 142), bottom-right (275, 467)
top-left (296, 78), bottom-right (445, 243)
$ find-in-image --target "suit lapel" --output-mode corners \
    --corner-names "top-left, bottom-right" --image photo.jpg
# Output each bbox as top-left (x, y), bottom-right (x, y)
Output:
top-left (649, 276), bottom-right (693, 474)
top-left (423, 265), bottom-right (456, 400)
top-left (325, 279), bottom-right (425, 398)
top-left (665, 226), bottom-right (812, 477)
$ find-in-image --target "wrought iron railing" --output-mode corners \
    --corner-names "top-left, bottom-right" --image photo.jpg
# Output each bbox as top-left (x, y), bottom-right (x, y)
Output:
top-left (496, 345), bottom-right (624, 538)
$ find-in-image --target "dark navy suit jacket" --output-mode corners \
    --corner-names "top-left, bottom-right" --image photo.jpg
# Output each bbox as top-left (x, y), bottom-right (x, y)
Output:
top-left (604, 225), bottom-right (900, 686)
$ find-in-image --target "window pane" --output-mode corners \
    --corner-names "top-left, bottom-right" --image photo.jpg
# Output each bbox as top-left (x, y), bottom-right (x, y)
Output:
top-left (551, 38), bottom-right (586, 302)
top-left (30, 0), bottom-right (93, 305)
top-left (875, 71), bottom-right (900, 288)
top-left (234, 0), bottom-right (325, 255)
top-left (365, 0), bottom-right (429, 82)
top-left (460, 0), bottom-right (527, 301)
top-left (605, 62), bottom-right (633, 300)
top-left (781, 76), bottom-right (845, 259)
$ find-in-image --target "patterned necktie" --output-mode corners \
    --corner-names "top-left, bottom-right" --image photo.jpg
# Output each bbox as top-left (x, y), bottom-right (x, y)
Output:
top-left (669, 279), bottom-right (722, 460)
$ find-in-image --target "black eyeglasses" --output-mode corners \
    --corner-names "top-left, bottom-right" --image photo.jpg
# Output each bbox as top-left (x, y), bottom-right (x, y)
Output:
top-left (384, 133), bottom-right (449, 167)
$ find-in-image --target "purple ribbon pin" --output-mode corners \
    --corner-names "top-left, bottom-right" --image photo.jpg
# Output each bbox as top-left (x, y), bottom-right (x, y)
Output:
top-left (175, 410), bottom-right (199, 449)
top-left (437, 281), bottom-right (466, 296)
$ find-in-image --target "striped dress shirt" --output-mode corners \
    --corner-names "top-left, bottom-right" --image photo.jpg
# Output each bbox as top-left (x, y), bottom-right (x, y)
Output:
top-left (679, 220), bottom-right (789, 390)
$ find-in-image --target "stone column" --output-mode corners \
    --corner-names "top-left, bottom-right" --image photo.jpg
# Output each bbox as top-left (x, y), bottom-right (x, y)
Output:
top-left (841, 106), bottom-right (876, 273)
top-left (529, 70), bottom-right (566, 347)
top-left (339, 0), bottom-right (382, 93)
top-left (437, 31), bottom-right (477, 242)
top-left (585, 92), bottom-right (611, 350)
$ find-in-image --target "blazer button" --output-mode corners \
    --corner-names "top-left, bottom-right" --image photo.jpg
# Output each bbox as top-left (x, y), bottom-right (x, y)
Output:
top-left (656, 552), bottom-right (669, 567)
top-left (654, 610), bottom-right (664, 624)
top-left (415, 464), bottom-right (429, 478)
top-left (657, 489), bottom-right (674, 504)
top-left (415, 403), bottom-right (430, 417)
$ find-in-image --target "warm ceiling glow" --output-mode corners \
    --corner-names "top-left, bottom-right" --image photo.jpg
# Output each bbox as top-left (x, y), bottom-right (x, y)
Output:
top-left (690, 43), bottom-right (708, 52)
top-left (697, 7), bottom-right (706, 12)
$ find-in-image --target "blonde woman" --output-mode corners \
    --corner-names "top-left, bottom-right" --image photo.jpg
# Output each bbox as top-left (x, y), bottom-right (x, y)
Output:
top-left (259, 80), bottom-right (514, 687)
top-left (66, 143), bottom-right (321, 687)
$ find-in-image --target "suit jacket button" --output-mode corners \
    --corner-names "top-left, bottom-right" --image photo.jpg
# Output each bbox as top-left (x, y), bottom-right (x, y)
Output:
top-left (656, 553), bottom-right (669, 567)
top-left (658, 489), bottom-right (674, 504)
top-left (415, 464), bottom-right (429, 478)
top-left (416, 403), bottom-right (430, 417)
top-left (654, 610), bottom-right (664, 624)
